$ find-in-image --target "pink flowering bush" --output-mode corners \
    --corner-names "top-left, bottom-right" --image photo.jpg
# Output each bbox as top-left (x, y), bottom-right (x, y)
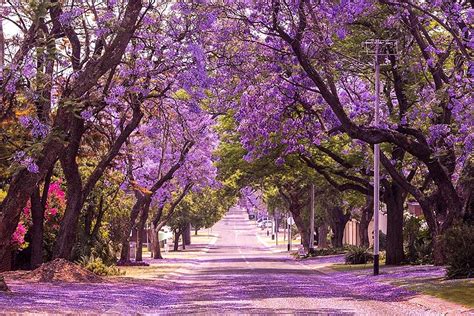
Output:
top-left (11, 180), bottom-right (66, 250)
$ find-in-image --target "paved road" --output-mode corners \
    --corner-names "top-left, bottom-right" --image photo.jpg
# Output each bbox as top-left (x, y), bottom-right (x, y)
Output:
top-left (1, 207), bottom-right (466, 315)
top-left (165, 207), bottom-right (448, 315)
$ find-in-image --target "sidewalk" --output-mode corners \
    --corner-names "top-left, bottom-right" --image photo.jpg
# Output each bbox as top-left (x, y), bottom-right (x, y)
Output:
top-left (254, 220), bottom-right (473, 314)
top-left (116, 230), bottom-right (218, 281)
top-left (323, 264), bottom-right (473, 314)
top-left (254, 223), bottom-right (302, 254)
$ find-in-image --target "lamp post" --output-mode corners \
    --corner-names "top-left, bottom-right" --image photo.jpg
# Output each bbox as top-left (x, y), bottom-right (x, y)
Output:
top-left (309, 184), bottom-right (315, 254)
top-left (363, 39), bottom-right (397, 276)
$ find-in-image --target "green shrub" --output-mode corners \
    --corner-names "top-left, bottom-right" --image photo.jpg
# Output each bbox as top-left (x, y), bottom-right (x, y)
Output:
top-left (379, 231), bottom-right (387, 251)
top-left (442, 224), bottom-right (474, 279)
top-left (345, 246), bottom-right (373, 264)
top-left (296, 247), bottom-right (347, 259)
top-left (403, 215), bottom-right (433, 264)
top-left (316, 247), bottom-right (346, 256)
top-left (77, 255), bottom-right (124, 276)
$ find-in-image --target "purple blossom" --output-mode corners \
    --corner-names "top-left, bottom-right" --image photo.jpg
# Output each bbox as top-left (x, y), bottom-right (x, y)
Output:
top-left (275, 157), bottom-right (285, 166)
top-left (336, 28), bottom-right (347, 40)
top-left (81, 110), bottom-right (93, 121)
top-left (59, 8), bottom-right (84, 26)
top-left (19, 116), bottom-right (49, 138)
top-left (26, 161), bottom-right (40, 173)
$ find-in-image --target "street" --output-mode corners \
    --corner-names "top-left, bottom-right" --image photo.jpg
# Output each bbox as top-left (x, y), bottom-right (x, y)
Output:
top-left (164, 207), bottom-right (453, 315)
top-left (0, 207), bottom-right (468, 315)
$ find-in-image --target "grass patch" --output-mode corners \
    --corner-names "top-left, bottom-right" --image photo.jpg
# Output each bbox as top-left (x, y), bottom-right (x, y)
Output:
top-left (334, 263), bottom-right (474, 308)
top-left (401, 279), bottom-right (474, 308)
top-left (331, 260), bottom-right (386, 272)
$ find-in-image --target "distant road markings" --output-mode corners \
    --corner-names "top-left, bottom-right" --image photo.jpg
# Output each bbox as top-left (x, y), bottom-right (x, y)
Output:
top-left (165, 233), bottom-right (219, 279)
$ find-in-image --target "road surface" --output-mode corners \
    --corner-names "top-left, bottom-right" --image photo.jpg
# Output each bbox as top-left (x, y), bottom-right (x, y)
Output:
top-left (166, 207), bottom-right (448, 315)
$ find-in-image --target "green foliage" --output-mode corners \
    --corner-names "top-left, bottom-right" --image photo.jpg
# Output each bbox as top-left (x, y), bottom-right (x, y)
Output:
top-left (345, 246), bottom-right (373, 264)
top-left (77, 255), bottom-right (124, 276)
top-left (297, 247), bottom-right (347, 259)
top-left (379, 231), bottom-right (387, 251)
top-left (403, 215), bottom-right (433, 264)
top-left (442, 224), bottom-right (474, 279)
top-left (168, 187), bottom-right (233, 233)
top-left (316, 247), bottom-right (347, 256)
top-left (72, 237), bottom-right (118, 267)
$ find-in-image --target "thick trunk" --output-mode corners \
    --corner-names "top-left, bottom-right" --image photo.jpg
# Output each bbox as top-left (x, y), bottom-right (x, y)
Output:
top-left (359, 197), bottom-right (373, 248)
top-left (432, 234), bottom-right (446, 265)
top-left (417, 198), bottom-right (446, 265)
top-left (30, 187), bottom-right (45, 269)
top-left (54, 117), bottom-right (84, 260)
top-left (384, 183), bottom-right (405, 265)
top-left (293, 212), bottom-right (310, 252)
top-left (120, 195), bottom-right (146, 262)
top-left (136, 230), bottom-right (144, 261)
top-left (53, 187), bottom-right (83, 259)
top-left (329, 207), bottom-right (350, 248)
top-left (135, 200), bottom-right (151, 262)
top-left (173, 230), bottom-right (180, 251)
top-left (183, 223), bottom-right (191, 245)
top-left (331, 225), bottom-right (344, 248)
top-left (120, 240), bottom-right (130, 262)
top-left (151, 228), bottom-right (163, 259)
top-left (318, 225), bottom-right (329, 248)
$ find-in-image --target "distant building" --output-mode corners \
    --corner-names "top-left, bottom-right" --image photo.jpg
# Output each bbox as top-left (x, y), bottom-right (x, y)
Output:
top-left (407, 201), bottom-right (423, 217)
top-left (343, 205), bottom-right (387, 247)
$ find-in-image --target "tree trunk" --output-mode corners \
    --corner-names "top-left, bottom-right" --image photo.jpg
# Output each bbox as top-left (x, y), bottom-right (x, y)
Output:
top-left (120, 240), bottom-right (130, 262)
top-left (182, 228), bottom-right (186, 250)
top-left (331, 225), bottom-right (344, 248)
top-left (432, 234), bottom-right (446, 265)
top-left (135, 228), bottom-right (144, 262)
top-left (184, 223), bottom-right (191, 245)
top-left (359, 197), bottom-right (374, 248)
top-left (54, 116), bottom-right (85, 260)
top-left (293, 213), bottom-right (310, 252)
top-left (120, 195), bottom-right (147, 262)
top-left (173, 230), bottom-right (180, 251)
top-left (135, 200), bottom-right (151, 262)
top-left (90, 196), bottom-right (105, 242)
top-left (384, 182), bottom-right (405, 265)
top-left (30, 187), bottom-right (45, 269)
top-left (53, 190), bottom-right (83, 259)
top-left (329, 207), bottom-right (350, 248)
top-left (151, 228), bottom-right (163, 259)
top-left (318, 225), bottom-right (329, 248)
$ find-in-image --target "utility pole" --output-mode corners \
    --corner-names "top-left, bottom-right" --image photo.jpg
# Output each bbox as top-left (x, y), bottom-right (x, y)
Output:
top-left (364, 39), bottom-right (397, 276)
top-left (272, 214), bottom-right (276, 241)
top-left (288, 222), bottom-right (292, 251)
top-left (287, 216), bottom-right (294, 251)
top-left (309, 184), bottom-right (315, 254)
top-left (275, 213), bottom-right (278, 246)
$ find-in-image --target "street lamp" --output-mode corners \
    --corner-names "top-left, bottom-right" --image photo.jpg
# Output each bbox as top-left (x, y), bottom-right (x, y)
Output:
top-left (309, 184), bottom-right (315, 254)
top-left (363, 39), bottom-right (397, 276)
